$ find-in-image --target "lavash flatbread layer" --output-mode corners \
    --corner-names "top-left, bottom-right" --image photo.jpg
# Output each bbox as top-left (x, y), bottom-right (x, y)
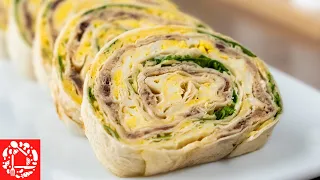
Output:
top-left (51, 3), bottom-right (209, 135)
top-left (6, 0), bottom-right (42, 79)
top-left (0, 0), bottom-right (10, 59)
top-left (81, 26), bottom-right (283, 177)
top-left (33, 0), bottom-right (177, 87)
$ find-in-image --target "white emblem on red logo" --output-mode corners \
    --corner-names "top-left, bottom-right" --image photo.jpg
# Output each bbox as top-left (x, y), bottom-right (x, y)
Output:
top-left (2, 141), bottom-right (39, 178)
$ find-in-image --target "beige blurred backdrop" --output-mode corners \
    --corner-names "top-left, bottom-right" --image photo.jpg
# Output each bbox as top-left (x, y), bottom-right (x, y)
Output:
top-left (172, 0), bottom-right (320, 90)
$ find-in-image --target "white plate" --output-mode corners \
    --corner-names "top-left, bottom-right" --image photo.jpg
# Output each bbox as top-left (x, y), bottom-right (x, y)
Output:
top-left (0, 60), bottom-right (319, 180)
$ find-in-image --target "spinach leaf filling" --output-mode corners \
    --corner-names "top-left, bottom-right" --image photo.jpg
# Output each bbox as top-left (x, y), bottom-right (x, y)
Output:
top-left (88, 87), bottom-right (96, 105)
top-left (103, 125), bottom-right (120, 139)
top-left (58, 55), bottom-right (64, 79)
top-left (151, 55), bottom-right (229, 73)
top-left (84, 4), bottom-right (144, 15)
top-left (88, 87), bottom-right (120, 139)
top-left (213, 90), bottom-right (238, 120)
top-left (152, 133), bottom-right (172, 142)
top-left (214, 105), bottom-right (235, 120)
top-left (149, 55), bottom-right (237, 120)
top-left (267, 73), bottom-right (282, 117)
top-left (198, 30), bottom-right (256, 58)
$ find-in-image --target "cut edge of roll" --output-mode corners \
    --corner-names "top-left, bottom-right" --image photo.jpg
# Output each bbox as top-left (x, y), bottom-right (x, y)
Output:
top-left (228, 119), bottom-right (279, 158)
top-left (33, 29), bottom-right (49, 86)
top-left (82, 81), bottom-right (278, 176)
top-left (51, 69), bottom-right (85, 136)
top-left (33, 1), bottom-right (50, 85)
top-left (80, 26), bottom-right (281, 177)
top-left (6, 5), bottom-right (35, 79)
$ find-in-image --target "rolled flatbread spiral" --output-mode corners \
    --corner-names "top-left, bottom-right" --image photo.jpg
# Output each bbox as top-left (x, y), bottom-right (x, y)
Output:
top-left (0, 0), bottom-right (10, 59)
top-left (81, 26), bottom-right (283, 177)
top-left (51, 3), bottom-right (209, 135)
top-left (33, 0), bottom-right (177, 86)
top-left (6, 0), bottom-right (43, 78)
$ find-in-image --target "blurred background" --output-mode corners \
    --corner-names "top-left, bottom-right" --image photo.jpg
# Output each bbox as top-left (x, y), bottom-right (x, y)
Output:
top-left (173, 0), bottom-right (320, 90)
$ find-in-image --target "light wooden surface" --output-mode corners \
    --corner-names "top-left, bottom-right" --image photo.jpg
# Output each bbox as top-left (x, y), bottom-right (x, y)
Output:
top-left (216, 0), bottom-right (320, 41)
top-left (173, 0), bottom-right (320, 90)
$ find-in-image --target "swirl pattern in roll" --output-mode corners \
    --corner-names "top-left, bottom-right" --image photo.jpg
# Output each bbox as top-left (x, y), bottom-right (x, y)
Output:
top-left (0, 0), bottom-right (10, 59)
top-left (81, 26), bottom-right (282, 177)
top-left (33, 0), bottom-right (177, 86)
top-left (51, 3), bottom-right (209, 135)
top-left (6, 0), bottom-right (43, 78)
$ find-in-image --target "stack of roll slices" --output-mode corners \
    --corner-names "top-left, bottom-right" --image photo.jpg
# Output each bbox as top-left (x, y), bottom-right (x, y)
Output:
top-left (0, 0), bottom-right (283, 177)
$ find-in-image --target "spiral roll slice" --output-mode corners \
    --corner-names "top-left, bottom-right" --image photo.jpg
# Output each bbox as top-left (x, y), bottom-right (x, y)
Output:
top-left (33, 0), bottom-right (177, 86)
top-left (0, 0), bottom-right (10, 59)
top-left (81, 26), bottom-right (282, 177)
top-left (52, 3), bottom-right (209, 135)
top-left (7, 0), bottom-right (43, 78)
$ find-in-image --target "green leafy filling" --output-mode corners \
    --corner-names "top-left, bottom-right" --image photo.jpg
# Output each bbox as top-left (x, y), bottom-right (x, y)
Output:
top-left (89, 88), bottom-right (119, 139)
top-left (214, 89), bottom-right (237, 120)
top-left (104, 40), bottom-right (118, 53)
top-left (88, 87), bottom-right (96, 105)
top-left (151, 55), bottom-right (229, 73)
top-left (214, 105), bottom-right (235, 120)
top-left (103, 125), bottom-right (120, 139)
top-left (198, 30), bottom-right (256, 58)
top-left (156, 133), bottom-right (172, 139)
top-left (202, 90), bottom-right (238, 120)
top-left (84, 4), bottom-right (144, 15)
top-left (43, 1), bottom-right (54, 16)
top-left (267, 73), bottom-right (282, 117)
top-left (58, 55), bottom-right (64, 79)
top-left (274, 93), bottom-right (281, 108)
top-left (197, 24), bottom-right (207, 29)
top-left (152, 133), bottom-right (172, 142)
top-left (232, 90), bottom-right (238, 103)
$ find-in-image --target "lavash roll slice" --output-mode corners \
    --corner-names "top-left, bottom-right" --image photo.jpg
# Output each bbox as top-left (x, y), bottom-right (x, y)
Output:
top-left (81, 26), bottom-right (283, 177)
top-left (0, 0), bottom-right (10, 59)
top-left (132, 0), bottom-right (178, 10)
top-left (6, 0), bottom-right (43, 79)
top-left (33, 0), bottom-right (178, 87)
top-left (51, 3), bottom-right (209, 135)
